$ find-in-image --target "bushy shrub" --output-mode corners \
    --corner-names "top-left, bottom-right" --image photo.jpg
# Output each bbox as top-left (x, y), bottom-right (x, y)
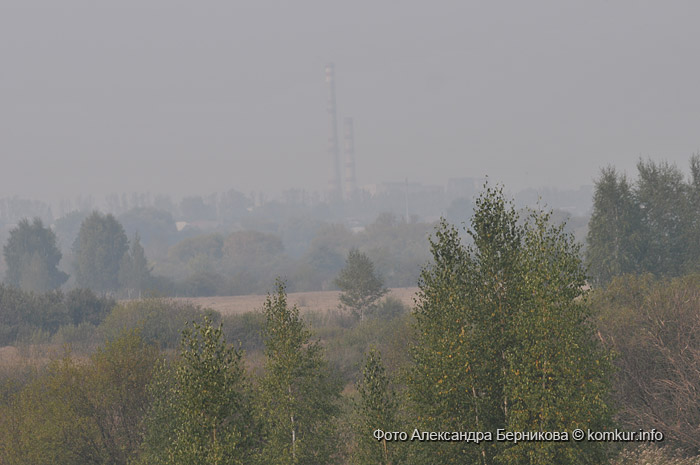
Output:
top-left (180, 270), bottom-right (228, 296)
top-left (0, 285), bottom-right (114, 345)
top-left (99, 299), bottom-right (220, 349)
top-left (0, 330), bottom-right (159, 465)
top-left (64, 288), bottom-right (115, 326)
top-left (611, 445), bottom-right (700, 465)
top-left (315, 313), bottom-right (415, 384)
top-left (372, 296), bottom-right (409, 320)
top-left (594, 274), bottom-right (700, 452)
top-left (220, 312), bottom-right (265, 352)
top-left (51, 322), bottom-right (101, 351)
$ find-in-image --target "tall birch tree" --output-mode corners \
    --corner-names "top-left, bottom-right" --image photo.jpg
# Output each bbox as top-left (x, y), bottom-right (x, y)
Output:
top-left (258, 279), bottom-right (341, 464)
top-left (410, 186), bottom-right (612, 464)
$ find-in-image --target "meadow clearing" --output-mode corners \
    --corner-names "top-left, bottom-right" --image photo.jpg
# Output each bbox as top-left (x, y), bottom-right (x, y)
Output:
top-left (174, 286), bottom-right (420, 316)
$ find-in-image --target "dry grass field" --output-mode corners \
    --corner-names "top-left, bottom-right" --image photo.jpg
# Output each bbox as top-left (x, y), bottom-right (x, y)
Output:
top-left (175, 287), bottom-right (420, 316)
top-left (0, 346), bottom-right (20, 367)
top-left (0, 288), bottom-right (420, 369)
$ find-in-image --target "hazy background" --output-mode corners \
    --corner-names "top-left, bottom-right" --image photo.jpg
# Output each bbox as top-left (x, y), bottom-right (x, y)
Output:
top-left (2, 0), bottom-right (699, 203)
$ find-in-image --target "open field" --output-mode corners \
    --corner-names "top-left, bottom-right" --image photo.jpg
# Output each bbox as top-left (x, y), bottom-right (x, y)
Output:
top-left (0, 288), bottom-right (420, 368)
top-left (0, 346), bottom-right (20, 367)
top-left (174, 287), bottom-right (420, 316)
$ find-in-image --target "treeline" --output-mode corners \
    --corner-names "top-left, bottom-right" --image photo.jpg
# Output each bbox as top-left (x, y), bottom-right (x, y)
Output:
top-left (2, 184), bottom-right (593, 298)
top-left (4, 187), bottom-right (696, 464)
top-left (155, 213), bottom-right (432, 295)
top-left (3, 213), bottom-right (152, 297)
top-left (0, 282), bottom-right (227, 350)
top-left (2, 210), bottom-right (433, 297)
top-left (0, 285), bottom-right (114, 346)
top-left (587, 156), bottom-right (700, 285)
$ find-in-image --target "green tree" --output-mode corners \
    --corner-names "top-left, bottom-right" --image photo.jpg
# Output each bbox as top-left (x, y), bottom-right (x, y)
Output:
top-left (164, 233), bottom-right (224, 280)
top-left (685, 153), bottom-right (700, 271)
top-left (634, 159), bottom-right (689, 275)
top-left (86, 330), bottom-right (160, 464)
top-left (587, 156), bottom-right (700, 282)
top-left (64, 287), bottom-right (115, 326)
top-left (335, 248), bottom-right (388, 321)
top-left (139, 316), bottom-right (258, 465)
top-left (99, 298), bottom-right (214, 349)
top-left (0, 330), bottom-right (158, 465)
top-left (410, 186), bottom-right (612, 464)
top-left (258, 279), bottom-right (341, 464)
top-left (299, 224), bottom-right (354, 290)
top-left (118, 207), bottom-right (178, 259)
top-left (352, 348), bottom-right (401, 465)
top-left (1, 356), bottom-right (103, 465)
top-left (179, 195), bottom-right (217, 222)
top-left (3, 217), bottom-right (68, 292)
top-left (586, 167), bottom-right (641, 285)
top-left (74, 211), bottom-right (129, 292)
top-left (119, 233), bottom-right (153, 298)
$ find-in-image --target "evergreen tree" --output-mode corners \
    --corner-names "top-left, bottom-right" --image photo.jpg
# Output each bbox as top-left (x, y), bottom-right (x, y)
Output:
top-left (335, 248), bottom-right (388, 321)
top-left (119, 233), bottom-right (152, 298)
top-left (74, 211), bottom-right (128, 292)
top-left (587, 157), bottom-right (700, 282)
top-left (258, 279), bottom-right (341, 464)
top-left (685, 153), bottom-right (700, 271)
top-left (410, 186), bottom-right (612, 464)
top-left (586, 167), bottom-right (641, 285)
top-left (634, 160), bottom-right (689, 276)
top-left (139, 316), bottom-right (258, 465)
top-left (3, 217), bottom-right (68, 292)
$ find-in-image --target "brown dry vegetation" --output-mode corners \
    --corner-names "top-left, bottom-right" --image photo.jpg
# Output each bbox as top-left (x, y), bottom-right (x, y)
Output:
top-left (0, 288), bottom-right (418, 374)
top-left (172, 286), bottom-right (420, 316)
top-left (0, 345), bottom-right (21, 367)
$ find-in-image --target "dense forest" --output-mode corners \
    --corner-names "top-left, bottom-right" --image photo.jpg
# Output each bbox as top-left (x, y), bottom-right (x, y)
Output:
top-left (2, 167), bottom-right (700, 463)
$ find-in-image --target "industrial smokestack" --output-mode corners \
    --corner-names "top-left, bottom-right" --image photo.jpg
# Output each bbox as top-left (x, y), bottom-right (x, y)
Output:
top-left (343, 117), bottom-right (356, 200)
top-left (325, 63), bottom-right (342, 202)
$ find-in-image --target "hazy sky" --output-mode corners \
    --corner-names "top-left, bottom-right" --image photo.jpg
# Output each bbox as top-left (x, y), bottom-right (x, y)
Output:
top-left (2, 1), bottom-right (699, 202)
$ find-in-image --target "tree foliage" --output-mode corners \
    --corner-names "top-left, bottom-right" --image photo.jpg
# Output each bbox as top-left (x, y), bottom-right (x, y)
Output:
top-left (139, 316), bottom-right (258, 465)
top-left (74, 211), bottom-right (129, 292)
top-left (99, 298), bottom-right (215, 349)
top-left (410, 186), bottom-right (612, 464)
top-left (587, 156), bottom-right (700, 284)
top-left (0, 330), bottom-right (158, 465)
top-left (335, 248), bottom-right (388, 321)
top-left (118, 207), bottom-right (178, 259)
top-left (3, 217), bottom-right (68, 292)
top-left (586, 167), bottom-right (641, 285)
top-left (258, 279), bottom-right (341, 464)
top-left (0, 284), bottom-right (114, 345)
top-left (635, 160), bottom-right (690, 275)
top-left (352, 348), bottom-right (401, 465)
top-left (119, 233), bottom-right (153, 298)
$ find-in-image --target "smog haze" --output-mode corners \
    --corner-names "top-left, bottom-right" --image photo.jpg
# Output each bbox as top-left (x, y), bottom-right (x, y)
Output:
top-left (2, 0), bottom-right (700, 201)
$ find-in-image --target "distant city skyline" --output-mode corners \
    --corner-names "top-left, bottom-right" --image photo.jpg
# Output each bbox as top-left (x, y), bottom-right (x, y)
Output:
top-left (2, 1), bottom-right (699, 204)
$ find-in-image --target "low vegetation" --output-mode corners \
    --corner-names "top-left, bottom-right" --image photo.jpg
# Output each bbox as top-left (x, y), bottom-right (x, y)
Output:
top-left (1, 183), bottom-right (700, 463)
